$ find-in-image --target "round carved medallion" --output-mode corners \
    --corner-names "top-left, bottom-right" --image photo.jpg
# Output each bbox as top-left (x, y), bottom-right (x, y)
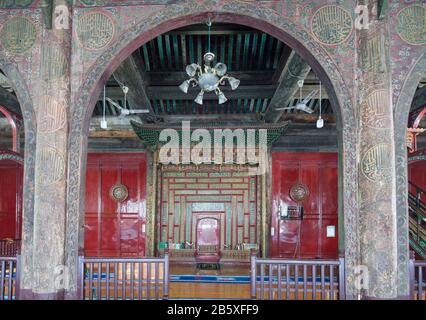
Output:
top-left (361, 90), bottom-right (391, 129)
top-left (0, 16), bottom-right (37, 54)
top-left (110, 183), bottom-right (129, 202)
top-left (311, 5), bottom-right (353, 45)
top-left (36, 147), bottom-right (65, 185)
top-left (38, 95), bottom-right (67, 133)
top-left (396, 5), bottom-right (426, 45)
top-left (40, 44), bottom-right (68, 81)
top-left (361, 143), bottom-right (392, 182)
top-left (77, 12), bottom-right (115, 50)
top-left (289, 183), bottom-right (310, 202)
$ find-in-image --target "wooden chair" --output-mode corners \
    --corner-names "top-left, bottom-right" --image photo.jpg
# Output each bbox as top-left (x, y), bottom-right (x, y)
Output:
top-left (195, 218), bottom-right (221, 267)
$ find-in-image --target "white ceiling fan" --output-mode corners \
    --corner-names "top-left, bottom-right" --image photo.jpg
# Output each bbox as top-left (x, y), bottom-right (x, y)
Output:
top-left (100, 84), bottom-right (149, 129)
top-left (275, 80), bottom-right (318, 114)
top-left (106, 97), bottom-right (149, 115)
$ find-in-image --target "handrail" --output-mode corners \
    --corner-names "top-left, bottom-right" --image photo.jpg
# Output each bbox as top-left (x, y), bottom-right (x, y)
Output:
top-left (0, 255), bottom-right (20, 300)
top-left (409, 252), bottom-right (426, 300)
top-left (79, 253), bottom-right (169, 300)
top-left (408, 181), bottom-right (426, 198)
top-left (250, 250), bottom-right (345, 300)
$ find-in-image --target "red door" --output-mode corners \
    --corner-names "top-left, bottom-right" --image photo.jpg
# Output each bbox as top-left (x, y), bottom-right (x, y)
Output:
top-left (84, 153), bottom-right (147, 257)
top-left (271, 153), bottom-right (338, 259)
top-left (408, 157), bottom-right (426, 203)
top-left (0, 160), bottom-right (23, 240)
top-left (196, 218), bottom-right (220, 247)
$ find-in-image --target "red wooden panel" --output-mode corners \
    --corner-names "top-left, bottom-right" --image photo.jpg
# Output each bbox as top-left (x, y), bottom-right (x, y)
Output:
top-left (0, 160), bottom-right (23, 240)
top-left (277, 220), bottom-right (299, 257)
top-left (409, 159), bottom-right (426, 203)
top-left (271, 152), bottom-right (338, 259)
top-left (321, 165), bottom-right (338, 214)
top-left (300, 219), bottom-right (320, 257)
top-left (84, 153), bottom-right (147, 257)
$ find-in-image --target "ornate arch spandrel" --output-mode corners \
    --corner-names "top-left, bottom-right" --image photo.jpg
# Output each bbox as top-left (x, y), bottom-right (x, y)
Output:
top-left (66, 0), bottom-right (358, 298)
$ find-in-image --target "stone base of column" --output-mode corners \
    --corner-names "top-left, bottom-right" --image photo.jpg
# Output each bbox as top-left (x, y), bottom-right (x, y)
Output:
top-left (19, 289), bottom-right (65, 300)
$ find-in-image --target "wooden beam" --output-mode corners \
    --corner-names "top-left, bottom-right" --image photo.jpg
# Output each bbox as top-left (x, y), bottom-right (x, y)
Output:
top-left (0, 86), bottom-right (21, 115)
top-left (112, 51), bottom-right (156, 122)
top-left (103, 84), bottom-right (327, 102)
top-left (146, 85), bottom-right (276, 100)
top-left (160, 113), bottom-right (259, 122)
top-left (148, 70), bottom-right (275, 86)
top-left (281, 113), bottom-right (336, 123)
top-left (264, 52), bottom-right (311, 123)
top-left (272, 46), bottom-right (292, 84)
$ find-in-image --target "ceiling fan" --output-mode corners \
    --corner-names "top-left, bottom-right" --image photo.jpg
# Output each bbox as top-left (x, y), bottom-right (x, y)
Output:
top-left (275, 80), bottom-right (318, 114)
top-left (100, 85), bottom-right (149, 129)
top-left (106, 97), bottom-right (149, 115)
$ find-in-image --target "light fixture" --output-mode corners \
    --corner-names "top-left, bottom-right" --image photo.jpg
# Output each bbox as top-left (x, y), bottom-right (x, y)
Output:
top-left (178, 18), bottom-right (240, 105)
top-left (100, 85), bottom-right (108, 129)
top-left (316, 81), bottom-right (324, 129)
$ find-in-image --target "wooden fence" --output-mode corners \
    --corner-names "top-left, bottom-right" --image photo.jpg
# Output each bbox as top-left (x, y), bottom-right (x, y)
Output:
top-left (410, 253), bottom-right (426, 300)
top-left (0, 255), bottom-right (20, 300)
top-left (250, 251), bottom-right (345, 300)
top-left (78, 253), bottom-right (169, 300)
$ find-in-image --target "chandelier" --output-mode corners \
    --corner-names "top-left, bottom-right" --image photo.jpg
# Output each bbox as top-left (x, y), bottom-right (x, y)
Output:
top-left (178, 19), bottom-right (240, 105)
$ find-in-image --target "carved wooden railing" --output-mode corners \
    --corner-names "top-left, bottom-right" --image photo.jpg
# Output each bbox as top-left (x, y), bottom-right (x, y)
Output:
top-left (0, 239), bottom-right (21, 257)
top-left (78, 253), bottom-right (169, 300)
top-left (409, 251), bottom-right (426, 300)
top-left (408, 181), bottom-right (426, 259)
top-left (250, 251), bottom-right (345, 300)
top-left (0, 255), bottom-right (20, 300)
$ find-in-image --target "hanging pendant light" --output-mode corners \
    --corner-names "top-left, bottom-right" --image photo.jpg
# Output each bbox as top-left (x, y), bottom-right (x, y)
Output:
top-left (316, 81), bottom-right (324, 129)
top-left (178, 18), bottom-right (240, 105)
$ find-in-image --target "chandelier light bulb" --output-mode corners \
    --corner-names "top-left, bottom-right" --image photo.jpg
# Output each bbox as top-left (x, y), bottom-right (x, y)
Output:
top-left (186, 64), bottom-right (198, 77)
top-left (218, 91), bottom-right (228, 105)
top-left (228, 77), bottom-right (240, 90)
top-left (179, 80), bottom-right (190, 93)
top-left (194, 91), bottom-right (204, 105)
top-left (214, 63), bottom-right (227, 76)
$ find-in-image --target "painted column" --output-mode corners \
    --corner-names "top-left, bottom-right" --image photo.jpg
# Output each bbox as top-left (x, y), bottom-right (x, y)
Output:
top-left (357, 3), bottom-right (398, 299)
top-left (26, 1), bottom-right (71, 299)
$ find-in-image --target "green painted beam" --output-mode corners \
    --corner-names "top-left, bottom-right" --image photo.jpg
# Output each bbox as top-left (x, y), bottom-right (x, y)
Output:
top-left (157, 35), bottom-right (166, 69)
top-left (228, 34), bottom-right (234, 72)
top-left (149, 40), bottom-right (158, 70)
top-left (235, 34), bottom-right (242, 70)
top-left (242, 34), bottom-right (250, 69)
top-left (272, 41), bottom-right (282, 69)
top-left (265, 36), bottom-right (275, 69)
top-left (257, 33), bottom-right (267, 70)
top-left (164, 34), bottom-right (173, 69)
top-left (197, 35), bottom-right (202, 65)
top-left (220, 35), bottom-right (226, 65)
top-left (142, 45), bottom-right (151, 71)
top-left (188, 35), bottom-right (194, 66)
top-left (181, 34), bottom-right (187, 68)
top-left (172, 34), bottom-right (180, 70)
top-left (250, 34), bottom-right (258, 69)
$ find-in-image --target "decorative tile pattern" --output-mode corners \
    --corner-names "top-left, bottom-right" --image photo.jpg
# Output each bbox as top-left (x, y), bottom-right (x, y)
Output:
top-left (159, 165), bottom-right (258, 248)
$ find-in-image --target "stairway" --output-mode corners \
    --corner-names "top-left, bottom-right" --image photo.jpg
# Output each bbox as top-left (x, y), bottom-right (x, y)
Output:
top-left (408, 181), bottom-right (426, 259)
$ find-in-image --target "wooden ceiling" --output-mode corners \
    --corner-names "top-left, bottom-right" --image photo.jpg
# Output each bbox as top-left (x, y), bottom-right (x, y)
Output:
top-left (95, 23), bottom-right (333, 120)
